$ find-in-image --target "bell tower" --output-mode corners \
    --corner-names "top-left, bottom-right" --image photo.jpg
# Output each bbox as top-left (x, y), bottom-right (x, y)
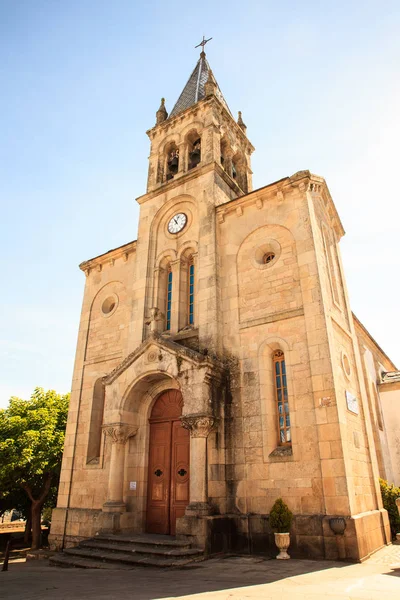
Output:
top-left (131, 43), bottom-right (255, 354)
top-left (145, 44), bottom-right (255, 200)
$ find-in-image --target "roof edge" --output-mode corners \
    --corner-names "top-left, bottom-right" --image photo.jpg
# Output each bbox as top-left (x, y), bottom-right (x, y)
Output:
top-left (79, 240), bottom-right (137, 272)
top-left (353, 312), bottom-right (397, 371)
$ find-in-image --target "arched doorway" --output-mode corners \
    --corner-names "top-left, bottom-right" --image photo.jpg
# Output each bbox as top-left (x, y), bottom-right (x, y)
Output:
top-left (146, 389), bottom-right (190, 535)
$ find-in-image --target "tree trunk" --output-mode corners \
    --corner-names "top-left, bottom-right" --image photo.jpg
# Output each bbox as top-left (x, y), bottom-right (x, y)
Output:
top-left (24, 511), bottom-right (32, 546)
top-left (21, 473), bottom-right (52, 550)
top-left (31, 501), bottom-right (43, 551)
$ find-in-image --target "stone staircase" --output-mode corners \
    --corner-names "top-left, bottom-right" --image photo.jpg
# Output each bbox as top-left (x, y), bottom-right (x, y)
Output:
top-left (49, 533), bottom-right (204, 569)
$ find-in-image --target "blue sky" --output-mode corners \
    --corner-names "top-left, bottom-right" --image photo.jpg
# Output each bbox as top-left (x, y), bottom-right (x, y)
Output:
top-left (1, 1), bottom-right (399, 406)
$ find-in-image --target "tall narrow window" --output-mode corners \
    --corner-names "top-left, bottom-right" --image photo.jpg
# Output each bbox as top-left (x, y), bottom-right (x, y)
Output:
top-left (188, 257), bottom-right (194, 325)
top-left (274, 350), bottom-right (291, 444)
top-left (87, 378), bottom-right (105, 464)
top-left (166, 266), bottom-right (172, 331)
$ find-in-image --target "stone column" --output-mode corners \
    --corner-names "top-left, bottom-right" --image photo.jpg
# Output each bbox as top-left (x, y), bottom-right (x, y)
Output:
top-left (181, 414), bottom-right (217, 516)
top-left (178, 141), bottom-right (186, 174)
top-left (102, 423), bottom-right (138, 513)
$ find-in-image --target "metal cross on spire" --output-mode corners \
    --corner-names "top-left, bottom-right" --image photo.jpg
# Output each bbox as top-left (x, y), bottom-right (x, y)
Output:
top-left (195, 35), bottom-right (212, 55)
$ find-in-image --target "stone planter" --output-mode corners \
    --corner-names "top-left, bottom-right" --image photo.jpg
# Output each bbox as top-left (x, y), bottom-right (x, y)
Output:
top-left (274, 532), bottom-right (291, 559)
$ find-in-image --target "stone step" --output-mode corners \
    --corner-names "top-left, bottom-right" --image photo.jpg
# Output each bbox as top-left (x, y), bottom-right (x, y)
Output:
top-left (80, 539), bottom-right (202, 558)
top-left (49, 554), bottom-right (135, 570)
top-left (61, 546), bottom-right (201, 567)
top-left (49, 533), bottom-right (204, 570)
top-left (94, 533), bottom-right (192, 548)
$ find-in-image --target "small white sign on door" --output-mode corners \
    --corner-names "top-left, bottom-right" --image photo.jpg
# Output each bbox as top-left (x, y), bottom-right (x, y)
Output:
top-left (129, 481), bottom-right (137, 491)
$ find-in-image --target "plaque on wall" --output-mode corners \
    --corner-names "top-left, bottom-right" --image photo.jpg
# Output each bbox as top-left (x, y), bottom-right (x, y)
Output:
top-left (345, 390), bottom-right (359, 415)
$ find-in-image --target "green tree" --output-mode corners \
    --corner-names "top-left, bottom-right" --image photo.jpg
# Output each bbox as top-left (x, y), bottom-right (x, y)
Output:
top-left (0, 388), bottom-right (69, 549)
top-left (379, 478), bottom-right (400, 539)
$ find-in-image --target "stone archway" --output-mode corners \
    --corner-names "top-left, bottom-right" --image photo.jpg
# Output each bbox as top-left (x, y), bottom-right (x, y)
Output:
top-left (100, 334), bottom-right (224, 536)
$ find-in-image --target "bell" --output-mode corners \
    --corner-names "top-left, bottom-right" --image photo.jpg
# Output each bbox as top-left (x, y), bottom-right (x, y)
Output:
top-left (168, 156), bottom-right (179, 174)
top-left (189, 151), bottom-right (201, 169)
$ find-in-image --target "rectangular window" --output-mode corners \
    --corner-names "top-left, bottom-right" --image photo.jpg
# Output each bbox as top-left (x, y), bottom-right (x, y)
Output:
top-left (189, 263), bottom-right (194, 325)
top-left (166, 270), bottom-right (172, 331)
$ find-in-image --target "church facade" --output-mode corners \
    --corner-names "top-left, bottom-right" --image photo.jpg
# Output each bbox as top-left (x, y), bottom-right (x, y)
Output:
top-left (50, 50), bottom-right (399, 560)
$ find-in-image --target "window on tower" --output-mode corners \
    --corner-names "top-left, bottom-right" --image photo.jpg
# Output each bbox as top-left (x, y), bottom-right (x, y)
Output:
top-left (188, 257), bottom-right (195, 325)
top-left (166, 266), bottom-right (173, 331)
top-left (273, 350), bottom-right (291, 445)
top-left (165, 142), bottom-right (179, 181)
top-left (187, 131), bottom-right (201, 170)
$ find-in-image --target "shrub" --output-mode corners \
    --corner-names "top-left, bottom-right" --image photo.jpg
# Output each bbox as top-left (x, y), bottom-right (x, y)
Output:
top-left (269, 498), bottom-right (293, 533)
top-left (379, 478), bottom-right (400, 539)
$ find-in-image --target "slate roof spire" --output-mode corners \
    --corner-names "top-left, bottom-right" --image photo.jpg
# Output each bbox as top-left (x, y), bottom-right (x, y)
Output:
top-left (169, 49), bottom-right (231, 119)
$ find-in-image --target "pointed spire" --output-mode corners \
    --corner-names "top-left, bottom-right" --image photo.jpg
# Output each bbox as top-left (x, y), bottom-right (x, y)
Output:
top-left (237, 111), bottom-right (247, 133)
top-left (205, 68), bottom-right (216, 97)
top-left (169, 55), bottom-right (231, 119)
top-left (156, 98), bottom-right (168, 125)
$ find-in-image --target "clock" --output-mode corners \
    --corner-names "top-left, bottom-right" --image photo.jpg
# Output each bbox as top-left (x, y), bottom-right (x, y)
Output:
top-left (168, 213), bottom-right (187, 234)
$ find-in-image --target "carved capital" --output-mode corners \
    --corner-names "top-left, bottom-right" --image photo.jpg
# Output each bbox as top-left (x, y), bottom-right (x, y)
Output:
top-left (102, 423), bottom-right (138, 444)
top-left (145, 307), bottom-right (164, 332)
top-left (181, 414), bottom-right (217, 438)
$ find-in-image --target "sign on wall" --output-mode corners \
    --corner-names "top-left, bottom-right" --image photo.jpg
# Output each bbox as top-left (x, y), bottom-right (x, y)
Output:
top-left (345, 390), bottom-right (359, 415)
top-left (129, 481), bottom-right (137, 491)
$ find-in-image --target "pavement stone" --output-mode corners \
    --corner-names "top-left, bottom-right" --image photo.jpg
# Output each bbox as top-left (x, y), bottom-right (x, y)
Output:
top-left (0, 544), bottom-right (400, 600)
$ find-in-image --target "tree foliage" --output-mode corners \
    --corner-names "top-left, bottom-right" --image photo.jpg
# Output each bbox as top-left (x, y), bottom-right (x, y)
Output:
top-left (379, 478), bottom-right (400, 539)
top-left (269, 498), bottom-right (293, 533)
top-left (0, 388), bottom-right (69, 548)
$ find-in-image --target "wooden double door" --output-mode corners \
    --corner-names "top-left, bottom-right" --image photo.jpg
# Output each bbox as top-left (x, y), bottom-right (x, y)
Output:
top-left (146, 390), bottom-right (190, 535)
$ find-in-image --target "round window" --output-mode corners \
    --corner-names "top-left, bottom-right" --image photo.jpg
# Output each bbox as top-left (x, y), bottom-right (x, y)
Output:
top-left (102, 296), bottom-right (118, 316)
top-left (263, 252), bottom-right (275, 265)
top-left (253, 239), bottom-right (281, 269)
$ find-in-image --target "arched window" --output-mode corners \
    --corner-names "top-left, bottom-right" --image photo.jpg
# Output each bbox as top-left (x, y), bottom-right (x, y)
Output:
top-left (186, 130), bottom-right (201, 170)
top-left (232, 152), bottom-right (248, 193)
top-left (166, 266), bottom-right (173, 331)
top-left (273, 350), bottom-right (291, 444)
top-left (188, 257), bottom-right (195, 325)
top-left (165, 142), bottom-right (179, 181)
top-left (87, 378), bottom-right (105, 464)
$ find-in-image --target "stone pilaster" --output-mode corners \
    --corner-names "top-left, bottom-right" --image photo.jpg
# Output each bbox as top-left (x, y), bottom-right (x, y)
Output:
top-left (102, 423), bottom-right (138, 513)
top-left (181, 414), bottom-right (217, 515)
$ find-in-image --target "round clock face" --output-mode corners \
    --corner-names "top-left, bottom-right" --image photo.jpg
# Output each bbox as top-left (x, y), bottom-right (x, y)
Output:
top-left (168, 213), bottom-right (187, 234)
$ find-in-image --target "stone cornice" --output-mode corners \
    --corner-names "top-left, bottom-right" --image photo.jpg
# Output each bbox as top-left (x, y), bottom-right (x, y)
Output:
top-left (102, 332), bottom-right (225, 386)
top-left (215, 170), bottom-right (345, 240)
top-left (304, 172), bottom-right (345, 239)
top-left (353, 312), bottom-right (397, 371)
top-left (79, 241), bottom-right (137, 276)
top-left (215, 176), bottom-right (290, 219)
top-left (136, 160), bottom-right (244, 205)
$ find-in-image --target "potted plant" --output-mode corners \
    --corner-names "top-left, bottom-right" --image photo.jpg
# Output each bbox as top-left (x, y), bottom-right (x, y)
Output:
top-left (269, 498), bottom-right (293, 559)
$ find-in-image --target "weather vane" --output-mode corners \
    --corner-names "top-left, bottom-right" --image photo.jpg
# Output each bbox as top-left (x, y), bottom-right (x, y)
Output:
top-left (195, 35), bottom-right (212, 53)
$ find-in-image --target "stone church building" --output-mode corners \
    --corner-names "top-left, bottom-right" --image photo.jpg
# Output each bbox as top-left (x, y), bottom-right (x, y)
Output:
top-left (50, 49), bottom-right (400, 561)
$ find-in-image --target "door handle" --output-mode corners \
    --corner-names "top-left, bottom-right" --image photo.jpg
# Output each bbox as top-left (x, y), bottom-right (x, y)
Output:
top-left (177, 468), bottom-right (187, 477)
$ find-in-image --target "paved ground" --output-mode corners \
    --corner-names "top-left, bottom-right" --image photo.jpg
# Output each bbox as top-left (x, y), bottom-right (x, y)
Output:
top-left (1, 544), bottom-right (400, 600)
